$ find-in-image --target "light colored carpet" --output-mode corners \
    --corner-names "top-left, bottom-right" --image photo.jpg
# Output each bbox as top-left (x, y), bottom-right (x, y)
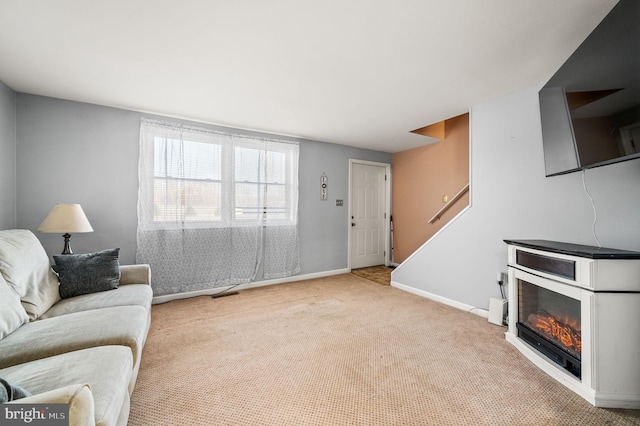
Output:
top-left (129, 274), bottom-right (640, 425)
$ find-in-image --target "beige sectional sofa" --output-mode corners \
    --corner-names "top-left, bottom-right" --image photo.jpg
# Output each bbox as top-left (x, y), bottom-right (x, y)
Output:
top-left (0, 229), bottom-right (153, 426)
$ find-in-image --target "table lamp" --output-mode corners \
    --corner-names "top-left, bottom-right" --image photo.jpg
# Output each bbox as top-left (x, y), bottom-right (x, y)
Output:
top-left (37, 203), bottom-right (94, 254)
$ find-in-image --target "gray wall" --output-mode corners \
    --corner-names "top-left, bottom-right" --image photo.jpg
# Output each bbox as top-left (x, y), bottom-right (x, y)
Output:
top-left (16, 95), bottom-right (141, 260)
top-left (0, 81), bottom-right (16, 229)
top-left (392, 85), bottom-right (640, 310)
top-left (15, 94), bottom-right (391, 278)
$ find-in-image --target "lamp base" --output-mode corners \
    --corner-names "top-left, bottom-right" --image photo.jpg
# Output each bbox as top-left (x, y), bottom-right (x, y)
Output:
top-left (62, 233), bottom-right (73, 255)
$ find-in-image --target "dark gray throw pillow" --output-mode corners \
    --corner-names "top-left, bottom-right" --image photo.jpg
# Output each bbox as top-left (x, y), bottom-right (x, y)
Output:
top-left (0, 378), bottom-right (31, 403)
top-left (54, 248), bottom-right (121, 299)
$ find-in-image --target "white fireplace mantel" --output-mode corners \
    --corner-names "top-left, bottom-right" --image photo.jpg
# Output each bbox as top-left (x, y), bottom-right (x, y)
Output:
top-left (504, 240), bottom-right (640, 409)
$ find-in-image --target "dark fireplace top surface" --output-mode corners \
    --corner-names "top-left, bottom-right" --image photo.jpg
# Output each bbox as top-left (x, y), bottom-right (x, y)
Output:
top-left (504, 239), bottom-right (640, 259)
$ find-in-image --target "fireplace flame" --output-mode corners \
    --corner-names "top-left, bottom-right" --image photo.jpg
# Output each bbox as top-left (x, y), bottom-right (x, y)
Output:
top-left (528, 311), bottom-right (581, 354)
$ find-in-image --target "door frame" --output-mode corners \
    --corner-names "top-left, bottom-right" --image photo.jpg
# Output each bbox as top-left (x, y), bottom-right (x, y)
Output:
top-left (347, 159), bottom-right (392, 271)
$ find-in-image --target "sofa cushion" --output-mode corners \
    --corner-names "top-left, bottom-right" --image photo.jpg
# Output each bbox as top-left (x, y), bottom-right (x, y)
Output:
top-left (40, 284), bottom-right (153, 319)
top-left (54, 248), bottom-right (121, 299)
top-left (0, 230), bottom-right (61, 320)
top-left (119, 264), bottom-right (151, 286)
top-left (0, 274), bottom-right (29, 339)
top-left (0, 305), bottom-right (149, 371)
top-left (0, 346), bottom-right (132, 426)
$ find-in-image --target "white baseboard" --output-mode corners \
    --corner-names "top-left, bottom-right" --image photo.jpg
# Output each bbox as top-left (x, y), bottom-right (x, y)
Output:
top-left (152, 268), bottom-right (351, 304)
top-left (391, 280), bottom-right (489, 319)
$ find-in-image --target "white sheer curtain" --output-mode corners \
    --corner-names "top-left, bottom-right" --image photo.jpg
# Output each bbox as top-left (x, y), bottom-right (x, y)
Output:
top-left (137, 118), bottom-right (299, 296)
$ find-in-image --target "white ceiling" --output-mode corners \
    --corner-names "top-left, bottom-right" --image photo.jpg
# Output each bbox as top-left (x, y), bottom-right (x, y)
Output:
top-left (0, 0), bottom-right (618, 153)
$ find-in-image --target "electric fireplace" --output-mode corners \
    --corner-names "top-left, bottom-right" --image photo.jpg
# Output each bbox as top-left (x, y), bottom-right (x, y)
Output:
top-left (504, 240), bottom-right (640, 409)
top-left (517, 279), bottom-right (581, 379)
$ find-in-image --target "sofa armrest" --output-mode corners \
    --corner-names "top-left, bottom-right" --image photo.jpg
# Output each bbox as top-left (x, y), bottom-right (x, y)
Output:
top-left (119, 264), bottom-right (151, 286)
top-left (7, 384), bottom-right (95, 426)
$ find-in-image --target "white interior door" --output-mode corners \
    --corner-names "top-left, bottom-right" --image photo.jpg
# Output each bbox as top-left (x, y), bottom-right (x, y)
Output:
top-left (350, 162), bottom-right (387, 269)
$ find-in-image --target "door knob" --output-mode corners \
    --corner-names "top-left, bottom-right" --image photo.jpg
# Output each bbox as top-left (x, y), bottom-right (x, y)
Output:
top-left (351, 223), bottom-right (356, 227)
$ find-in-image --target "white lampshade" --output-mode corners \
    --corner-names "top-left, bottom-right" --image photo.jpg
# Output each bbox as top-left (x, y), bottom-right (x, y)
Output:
top-left (38, 204), bottom-right (93, 254)
top-left (38, 204), bottom-right (94, 233)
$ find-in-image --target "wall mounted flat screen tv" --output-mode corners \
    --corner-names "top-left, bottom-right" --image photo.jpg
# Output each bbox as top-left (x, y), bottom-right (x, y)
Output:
top-left (539, 0), bottom-right (640, 177)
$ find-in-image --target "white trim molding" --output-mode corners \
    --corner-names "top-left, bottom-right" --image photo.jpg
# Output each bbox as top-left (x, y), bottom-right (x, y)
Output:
top-left (391, 280), bottom-right (489, 319)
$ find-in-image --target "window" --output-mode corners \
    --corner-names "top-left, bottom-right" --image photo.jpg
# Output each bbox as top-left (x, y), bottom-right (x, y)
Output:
top-left (137, 118), bottom-right (300, 297)
top-left (153, 137), bottom-right (222, 222)
top-left (234, 146), bottom-right (289, 221)
top-left (138, 119), bottom-right (299, 230)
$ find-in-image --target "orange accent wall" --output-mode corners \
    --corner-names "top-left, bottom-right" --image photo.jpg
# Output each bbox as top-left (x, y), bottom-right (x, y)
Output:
top-left (391, 113), bottom-right (469, 264)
